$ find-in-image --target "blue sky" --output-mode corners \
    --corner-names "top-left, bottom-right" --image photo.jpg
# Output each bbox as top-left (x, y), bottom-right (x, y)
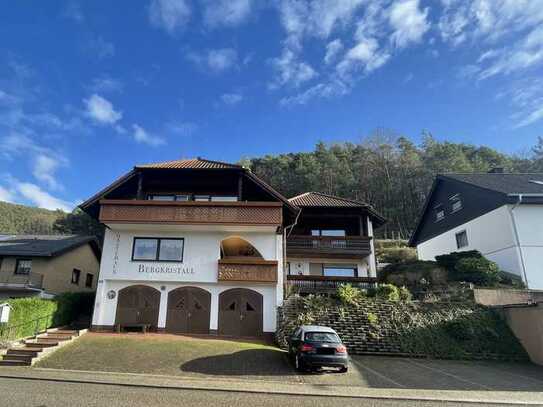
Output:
top-left (1, 0), bottom-right (543, 211)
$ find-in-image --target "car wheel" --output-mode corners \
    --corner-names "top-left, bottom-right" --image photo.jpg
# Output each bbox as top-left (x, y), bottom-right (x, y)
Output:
top-left (339, 365), bottom-right (348, 373)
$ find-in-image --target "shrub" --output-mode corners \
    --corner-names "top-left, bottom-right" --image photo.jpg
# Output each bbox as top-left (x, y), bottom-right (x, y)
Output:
top-left (367, 312), bottom-right (379, 326)
top-left (379, 261), bottom-right (447, 288)
top-left (302, 294), bottom-right (334, 310)
top-left (398, 286), bottom-right (412, 302)
top-left (337, 284), bottom-right (365, 305)
top-left (375, 284), bottom-right (400, 301)
top-left (454, 257), bottom-right (500, 286)
top-left (435, 250), bottom-right (483, 271)
top-left (0, 292), bottom-right (95, 341)
top-left (378, 247), bottom-right (417, 264)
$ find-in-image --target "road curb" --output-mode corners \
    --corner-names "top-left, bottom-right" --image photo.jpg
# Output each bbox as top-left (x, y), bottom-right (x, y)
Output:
top-left (0, 368), bottom-right (542, 405)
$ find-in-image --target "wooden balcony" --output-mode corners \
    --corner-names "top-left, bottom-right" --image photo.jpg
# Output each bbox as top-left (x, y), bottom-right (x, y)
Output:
top-left (286, 275), bottom-right (377, 294)
top-left (286, 235), bottom-right (372, 259)
top-left (218, 258), bottom-right (278, 283)
top-left (0, 272), bottom-right (44, 290)
top-left (99, 200), bottom-right (283, 226)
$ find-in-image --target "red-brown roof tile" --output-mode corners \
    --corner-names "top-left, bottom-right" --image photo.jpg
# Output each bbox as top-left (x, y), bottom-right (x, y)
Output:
top-left (136, 157), bottom-right (242, 170)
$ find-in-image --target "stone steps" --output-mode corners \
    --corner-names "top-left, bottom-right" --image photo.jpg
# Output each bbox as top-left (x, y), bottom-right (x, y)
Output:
top-left (0, 328), bottom-right (83, 367)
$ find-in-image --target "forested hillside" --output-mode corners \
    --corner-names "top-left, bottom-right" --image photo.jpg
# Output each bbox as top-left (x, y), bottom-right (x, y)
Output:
top-left (0, 201), bottom-right (103, 239)
top-left (0, 201), bottom-right (64, 234)
top-left (242, 133), bottom-right (543, 239)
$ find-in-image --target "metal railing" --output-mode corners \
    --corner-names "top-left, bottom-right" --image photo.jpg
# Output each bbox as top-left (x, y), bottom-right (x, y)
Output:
top-left (0, 313), bottom-right (54, 341)
top-left (286, 275), bottom-right (377, 294)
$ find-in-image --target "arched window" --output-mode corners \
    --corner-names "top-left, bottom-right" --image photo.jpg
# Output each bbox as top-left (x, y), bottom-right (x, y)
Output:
top-left (220, 237), bottom-right (263, 260)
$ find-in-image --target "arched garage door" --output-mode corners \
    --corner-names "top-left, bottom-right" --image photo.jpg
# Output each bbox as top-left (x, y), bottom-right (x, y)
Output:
top-left (219, 288), bottom-right (263, 337)
top-left (115, 285), bottom-right (160, 329)
top-left (166, 287), bottom-right (211, 334)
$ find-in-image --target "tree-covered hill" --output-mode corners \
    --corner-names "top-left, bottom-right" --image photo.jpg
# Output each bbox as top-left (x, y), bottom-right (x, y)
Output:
top-left (0, 201), bottom-right (65, 234)
top-left (0, 201), bottom-right (103, 239)
top-left (242, 133), bottom-right (543, 239)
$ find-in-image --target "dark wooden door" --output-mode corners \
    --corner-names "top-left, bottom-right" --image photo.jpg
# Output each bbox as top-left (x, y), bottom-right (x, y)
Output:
top-left (115, 285), bottom-right (160, 328)
top-left (218, 288), bottom-right (263, 337)
top-left (166, 287), bottom-right (211, 334)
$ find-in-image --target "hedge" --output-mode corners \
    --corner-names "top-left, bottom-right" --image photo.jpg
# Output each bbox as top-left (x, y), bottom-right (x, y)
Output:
top-left (0, 292), bottom-right (95, 341)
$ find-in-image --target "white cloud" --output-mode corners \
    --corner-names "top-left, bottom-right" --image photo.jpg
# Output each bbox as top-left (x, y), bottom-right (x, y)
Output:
top-left (221, 93), bottom-right (244, 105)
top-left (84, 94), bottom-right (122, 125)
top-left (0, 185), bottom-right (15, 203)
top-left (203, 0), bottom-right (252, 28)
top-left (337, 37), bottom-right (390, 79)
top-left (17, 183), bottom-right (73, 212)
top-left (324, 39), bottom-right (343, 64)
top-left (62, 2), bottom-right (84, 23)
top-left (388, 0), bottom-right (430, 48)
top-left (188, 48), bottom-right (238, 73)
top-left (165, 121), bottom-right (197, 137)
top-left (89, 75), bottom-right (123, 93)
top-left (270, 48), bottom-right (317, 88)
top-left (32, 154), bottom-right (66, 191)
top-left (86, 36), bottom-right (115, 59)
top-left (280, 79), bottom-right (349, 106)
top-left (132, 124), bottom-right (165, 146)
top-left (149, 0), bottom-right (191, 34)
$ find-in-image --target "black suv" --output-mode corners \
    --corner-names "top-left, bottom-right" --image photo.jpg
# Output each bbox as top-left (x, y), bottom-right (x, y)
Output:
top-left (288, 325), bottom-right (348, 372)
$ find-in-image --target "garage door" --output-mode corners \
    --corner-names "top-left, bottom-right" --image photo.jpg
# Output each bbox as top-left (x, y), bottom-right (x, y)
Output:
top-left (166, 287), bottom-right (211, 334)
top-left (218, 288), bottom-right (263, 337)
top-left (115, 285), bottom-right (160, 329)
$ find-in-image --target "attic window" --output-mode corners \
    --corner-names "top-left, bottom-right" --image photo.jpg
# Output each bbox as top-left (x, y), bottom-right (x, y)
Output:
top-left (450, 194), bottom-right (463, 213)
top-left (529, 180), bottom-right (543, 186)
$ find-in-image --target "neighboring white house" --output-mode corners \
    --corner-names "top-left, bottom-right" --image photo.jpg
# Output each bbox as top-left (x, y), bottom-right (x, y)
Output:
top-left (409, 171), bottom-right (543, 289)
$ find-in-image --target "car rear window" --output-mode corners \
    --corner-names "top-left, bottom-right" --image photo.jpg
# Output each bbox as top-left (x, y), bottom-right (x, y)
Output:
top-left (304, 332), bottom-right (340, 343)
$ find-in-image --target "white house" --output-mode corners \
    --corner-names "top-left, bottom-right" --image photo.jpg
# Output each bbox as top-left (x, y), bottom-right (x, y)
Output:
top-left (409, 171), bottom-right (543, 289)
top-left (80, 158), bottom-right (385, 337)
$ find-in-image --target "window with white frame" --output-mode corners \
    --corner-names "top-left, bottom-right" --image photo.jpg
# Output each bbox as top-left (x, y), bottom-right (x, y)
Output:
top-left (15, 259), bottom-right (32, 275)
top-left (450, 194), bottom-right (463, 213)
top-left (132, 238), bottom-right (184, 262)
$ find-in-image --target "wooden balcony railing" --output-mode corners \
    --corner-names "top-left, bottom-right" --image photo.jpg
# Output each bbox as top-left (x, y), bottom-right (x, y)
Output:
top-left (0, 272), bottom-right (44, 289)
top-left (286, 235), bottom-right (372, 259)
top-left (286, 275), bottom-right (377, 293)
top-left (99, 200), bottom-right (283, 226)
top-left (218, 258), bottom-right (278, 283)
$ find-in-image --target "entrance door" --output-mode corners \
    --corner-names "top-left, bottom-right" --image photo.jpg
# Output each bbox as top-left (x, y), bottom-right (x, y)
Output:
top-left (166, 287), bottom-right (211, 334)
top-left (218, 288), bottom-right (263, 337)
top-left (115, 285), bottom-right (160, 329)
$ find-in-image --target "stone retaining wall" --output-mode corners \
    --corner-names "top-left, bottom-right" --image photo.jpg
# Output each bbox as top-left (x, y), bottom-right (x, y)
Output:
top-left (276, 296), bottom-right (528, 360)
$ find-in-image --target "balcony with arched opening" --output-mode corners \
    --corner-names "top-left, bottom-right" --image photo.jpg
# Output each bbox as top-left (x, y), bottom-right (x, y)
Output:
top-left (217, 237), bottom-right (278, 283)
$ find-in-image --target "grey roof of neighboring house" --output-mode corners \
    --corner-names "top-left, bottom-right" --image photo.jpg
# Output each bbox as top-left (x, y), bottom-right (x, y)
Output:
top-left (0, 235), bottom-right (100, 258)
top-left (441, 173), bottom-right (543, 195)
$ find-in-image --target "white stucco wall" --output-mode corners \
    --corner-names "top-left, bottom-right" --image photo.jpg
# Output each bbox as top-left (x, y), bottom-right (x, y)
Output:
top-left (511, 205), bottom-right (543, 289)
top-left (92, 225), bottom-right (282, 332)
top-left (416, 204), bottom-right (543, 289)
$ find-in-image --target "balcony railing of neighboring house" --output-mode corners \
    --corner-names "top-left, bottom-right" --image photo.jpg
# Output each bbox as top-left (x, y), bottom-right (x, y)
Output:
top-left (99, 199), bottom-right (283, 226)
top-left (286, 275), bottom-right (377, 294)
top-left (286, 235), bottom-right (372, 259)
top-left (218, 258), bottom-right (278, 283)
top-left (0, 272), bottom-right (44, 290)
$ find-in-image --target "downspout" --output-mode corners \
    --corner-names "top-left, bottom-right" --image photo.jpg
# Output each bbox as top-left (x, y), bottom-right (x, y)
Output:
top-left (508, 194), bottom-right (530, 290)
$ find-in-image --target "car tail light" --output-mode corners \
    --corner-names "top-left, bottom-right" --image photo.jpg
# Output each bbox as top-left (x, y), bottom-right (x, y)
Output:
top-left (300, 343), bottom-right (315, 353)
top-left (336, 345), bottom-right (347, 353)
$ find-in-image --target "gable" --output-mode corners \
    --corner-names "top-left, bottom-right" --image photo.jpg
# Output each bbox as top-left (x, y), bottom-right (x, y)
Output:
top-left (410, 177), bottom-right (508, 246)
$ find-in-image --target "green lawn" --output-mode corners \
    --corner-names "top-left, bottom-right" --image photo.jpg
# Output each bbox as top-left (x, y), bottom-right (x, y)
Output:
top-left (35, 333), bottom-right (296, 380)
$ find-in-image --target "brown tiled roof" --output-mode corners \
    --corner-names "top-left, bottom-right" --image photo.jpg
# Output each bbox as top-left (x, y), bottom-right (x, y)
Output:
top-left (289, 192), bottom-right (366, 207)
top-left (136, 157), bottom-right (242, 170)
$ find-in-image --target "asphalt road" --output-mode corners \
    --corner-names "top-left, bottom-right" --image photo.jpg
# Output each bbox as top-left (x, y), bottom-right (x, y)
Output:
top-left (0, 377), bottom-right (522, 407)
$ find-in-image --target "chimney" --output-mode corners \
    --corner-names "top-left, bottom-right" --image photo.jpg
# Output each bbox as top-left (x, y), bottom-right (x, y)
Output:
top-left (488, 167), bottom-right (505, 174)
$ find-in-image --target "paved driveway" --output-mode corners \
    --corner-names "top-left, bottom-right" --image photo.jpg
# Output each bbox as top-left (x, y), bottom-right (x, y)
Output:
top-left (299, 355), bottom-right (543, 392)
